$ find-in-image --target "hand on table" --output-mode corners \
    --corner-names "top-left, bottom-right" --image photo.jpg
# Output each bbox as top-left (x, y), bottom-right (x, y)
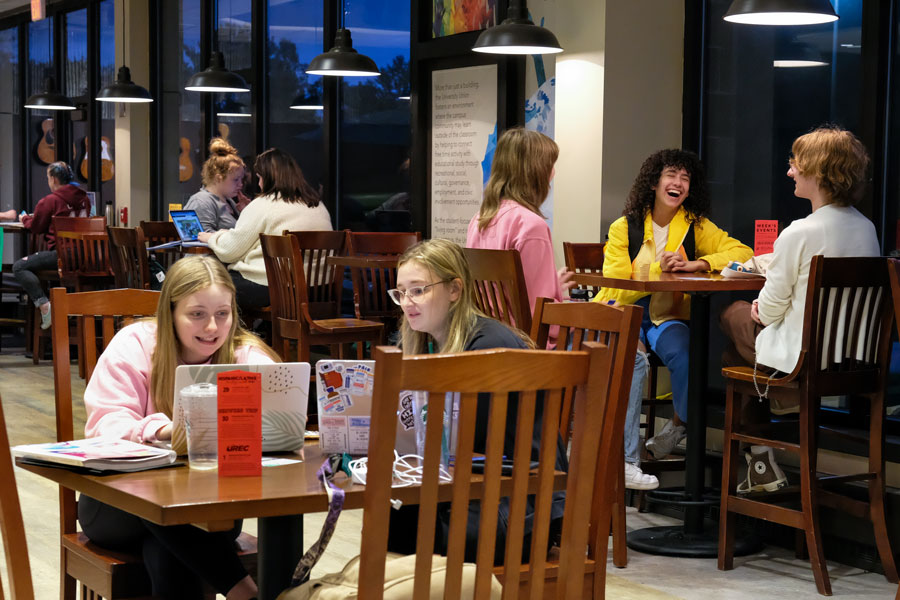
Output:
top-left (557, 267), bottom-right (575, 293)
top-left (0, 209), bottom-right (15, 221)
top-left (660, 252), bottom-right (709, 273)
top-left (196, 231), bottom-right (213, 243)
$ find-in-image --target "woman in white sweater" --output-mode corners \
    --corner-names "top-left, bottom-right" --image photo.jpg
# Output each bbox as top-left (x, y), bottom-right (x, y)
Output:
top-left (198, 148), bottom-right (332, 314)
top-left (720, 126), bottom-right (879, 494)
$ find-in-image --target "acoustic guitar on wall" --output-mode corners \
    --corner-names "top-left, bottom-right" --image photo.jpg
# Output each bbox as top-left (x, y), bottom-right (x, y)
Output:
top-left (179, 137), bottom-right (194, 182)
top-left (36, 119), bottom-right (56, 165)
top-left (79, 136), bottom-right (115, 182)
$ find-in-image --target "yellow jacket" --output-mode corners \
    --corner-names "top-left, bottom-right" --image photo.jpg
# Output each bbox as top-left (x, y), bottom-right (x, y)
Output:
top-left (593, 208), bottom-right (753, 324)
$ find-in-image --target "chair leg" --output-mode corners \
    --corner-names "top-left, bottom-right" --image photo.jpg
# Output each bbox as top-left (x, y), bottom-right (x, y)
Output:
top-left (868, 391), bottom-right (899, 583)
top-left (612, 460), bottom-right (627, 568)
top-left (718, 383), bottom-right (740, 572)
top-left (32, 306), bottom-right (42, 364)
top-left (800, 397), bottom-right (831, 596)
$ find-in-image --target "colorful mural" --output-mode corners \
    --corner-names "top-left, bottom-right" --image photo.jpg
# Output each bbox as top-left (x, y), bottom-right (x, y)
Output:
top-left (433, 0), bottom-right (497, 38)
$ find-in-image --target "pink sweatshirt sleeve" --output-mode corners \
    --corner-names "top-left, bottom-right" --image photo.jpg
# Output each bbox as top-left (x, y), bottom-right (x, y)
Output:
top-left (83, 322), bottom-right (171, 442)
top-left (516, 234), bottom-right (562, 314)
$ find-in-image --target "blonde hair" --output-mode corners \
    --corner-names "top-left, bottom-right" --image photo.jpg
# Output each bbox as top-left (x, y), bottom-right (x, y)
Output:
top-left (397, 239), bottom-right (532, 354)
top-left (201, 138), bottom-right (244, 188)
top-left (150, 255), bottom-right (278, 417)
top-left (790, 126), bottom-right (869, 206)
top-left (477, 127), bottom-right (559, 231)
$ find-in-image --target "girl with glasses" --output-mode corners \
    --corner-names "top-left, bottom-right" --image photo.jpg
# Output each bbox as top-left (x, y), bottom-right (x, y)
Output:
top-left (387, 238), bottom-right (565, 564)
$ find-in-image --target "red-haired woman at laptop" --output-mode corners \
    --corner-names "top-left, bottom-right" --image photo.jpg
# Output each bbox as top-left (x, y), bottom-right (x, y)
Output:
top-left (78, 255), bottom-right (278, 600)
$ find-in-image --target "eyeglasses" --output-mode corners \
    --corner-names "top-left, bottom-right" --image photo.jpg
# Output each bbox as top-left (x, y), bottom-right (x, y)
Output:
top-left (387, 280), bottom-right (450, 305)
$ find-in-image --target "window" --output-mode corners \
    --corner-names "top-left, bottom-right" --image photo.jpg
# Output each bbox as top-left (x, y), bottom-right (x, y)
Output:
top-left (28, 17), bottom-right (54, 208)
top-left (65, 9), bottom-right (89, 200)
top-left (266, 0), bottom-right (325, 199)
top-left (98, 0), bottom-right (115, 208)
top-left (703, 0), bottom-right (864, 246)
top-left (159, 0), bottom-right (203, 210)
top-left (215, 0), bottom-right (252, 165)
top-left (0, 26), bottom-right (21, 231)
top-left (339, 0), bottom-right (411, 231)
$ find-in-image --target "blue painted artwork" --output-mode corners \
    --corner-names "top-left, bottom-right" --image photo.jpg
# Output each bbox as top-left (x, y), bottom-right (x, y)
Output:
top-left (481, 122), bottom-right (497, 186)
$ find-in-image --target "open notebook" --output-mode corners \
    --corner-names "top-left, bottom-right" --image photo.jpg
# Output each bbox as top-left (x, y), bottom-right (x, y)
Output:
top-left (171, 362), bottom-right (310, 455)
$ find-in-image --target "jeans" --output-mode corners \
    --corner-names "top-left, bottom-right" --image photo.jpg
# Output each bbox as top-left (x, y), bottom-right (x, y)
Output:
top-left (78, 495), bottom-right (246, 598)
top-left (12, 250), bottom-right (57, 306)
top-left (631, 296), bottom-right (690, 425)
top-left (624, 349), bottom-right (649, 465)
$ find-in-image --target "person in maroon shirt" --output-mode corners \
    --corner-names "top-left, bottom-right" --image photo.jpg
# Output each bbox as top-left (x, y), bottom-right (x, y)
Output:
top-left (0, 162), bottom-right (90, 329)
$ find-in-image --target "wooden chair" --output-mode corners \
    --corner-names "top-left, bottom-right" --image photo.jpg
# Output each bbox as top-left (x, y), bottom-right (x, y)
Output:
top-left (49, 287), bottom-right (258, 600)
top-left (31, 217), bottom-right (109, 365)
top-left (563, 240), bottom-right (683, 506)
top-left (0, 394), bottom-right (36, 600)
top-left (139, 220), bottom-right (182, 271)
top-left (260, 232), bottom-right (384, 363)
top-left (358, 326), bottom-right (638, 600)
top-left (531, 297), bottom-right (644, 577)
top-left (563, 241), bottom-right (606, 300)
top-left (719, 256), bottom-right (898, 595)
top-left (462, 247), bottom-right (532, 335)
top-left (344, 231), bottom-right (421, 330)
top-left (107, 226), bottom-right (151, 290)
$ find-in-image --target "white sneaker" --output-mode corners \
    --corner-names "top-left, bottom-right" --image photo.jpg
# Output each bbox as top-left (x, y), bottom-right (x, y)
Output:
top-left (40, 305), bottom-right (51, 330)
top-left (624, 462), bottom-right (659, 490)
top-left (645, 419), bottom-right (686, 460)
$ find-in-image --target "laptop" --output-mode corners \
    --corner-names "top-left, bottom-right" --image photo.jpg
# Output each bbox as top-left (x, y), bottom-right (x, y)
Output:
top-left (171, 362), bottom-right (310, 455)
top-left (147, 210), bottom-right (209, 250)
top-left (315, 359), bottom-right (421, 456)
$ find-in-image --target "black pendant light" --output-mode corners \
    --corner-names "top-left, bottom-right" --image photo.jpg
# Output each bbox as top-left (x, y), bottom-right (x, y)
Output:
top-left (185, 2), bottom-right (250, 93)
top-left (306, 5), bottom-right (379, 77)
top-left (186, 51), bottom-right (250, 92)
top-left (25, 76), bottom-right (76, 110)
top-left (97, 66), bottom-right (152, 103)
top-left (289, 92), bottom-right (324, 110)
top-left (25, 23), bottom-right (75, 111)
top-left (96, 1), bottom-right (152, 103)
top-left (472, 0), bottom-right (562, 55)
top-left (724, 0), bottom-right (838, 25)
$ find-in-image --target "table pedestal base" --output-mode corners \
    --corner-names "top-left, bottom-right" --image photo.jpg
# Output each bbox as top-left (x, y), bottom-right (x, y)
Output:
top-left (627, 525), bottom-right (763, 558)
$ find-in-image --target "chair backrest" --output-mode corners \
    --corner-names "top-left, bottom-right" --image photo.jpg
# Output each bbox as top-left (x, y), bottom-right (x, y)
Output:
top-left (349, 231), bottom-right (421, 256)
top-left (0, 395), bottom-right (36, 600)
top-left (260, 233), bottom-right (314, 360)
top-left (49, 287), bottom-right (161, 540)
top-left (796, 256), bottom-right (893, 390)
top-left (463, 247), bottom-right (532, 335)
top-left (531, 297), bottom-right (642, 591)
top-left (52, 216), bottom-right (107, 233)
top-left (358, 343), bottom-right (624, 600)
top-left (139, 220), bottom-right (182, 271)
top-left (563, 242), bottom-right (606, 298)
top-left (55, 231), bottom-right (114, 290)
top-left (283, 230), bottom-right (348, 320)
top-left (107, 226), bottom-right (151, 290)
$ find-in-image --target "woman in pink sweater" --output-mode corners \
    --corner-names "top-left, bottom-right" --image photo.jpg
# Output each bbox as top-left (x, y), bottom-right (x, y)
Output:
top-left (79, 255), bottom-right (278, 600)
top-left (466, 128), bottom-right (573, 320)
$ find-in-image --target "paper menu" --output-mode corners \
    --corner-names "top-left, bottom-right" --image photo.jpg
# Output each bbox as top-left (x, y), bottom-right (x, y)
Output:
top-left (217, 370), bottom-right (262, 476)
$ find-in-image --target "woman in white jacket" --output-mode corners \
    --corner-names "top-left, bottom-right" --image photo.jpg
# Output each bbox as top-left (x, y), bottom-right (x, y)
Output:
top-left (198, 148), bottom-right (332, 315)
top-left (719, 125), bottom-right (879, 494)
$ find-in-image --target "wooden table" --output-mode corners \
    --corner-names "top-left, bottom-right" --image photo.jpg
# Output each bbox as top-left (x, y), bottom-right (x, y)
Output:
top-left (17, 443), bottom-right (363, 600)
top-left (581, 271), bottom-right (764, 557)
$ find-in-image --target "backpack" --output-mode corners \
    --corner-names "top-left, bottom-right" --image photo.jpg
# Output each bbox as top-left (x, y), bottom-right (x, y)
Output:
top-left (626, 215), bottom-right (695, 263)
